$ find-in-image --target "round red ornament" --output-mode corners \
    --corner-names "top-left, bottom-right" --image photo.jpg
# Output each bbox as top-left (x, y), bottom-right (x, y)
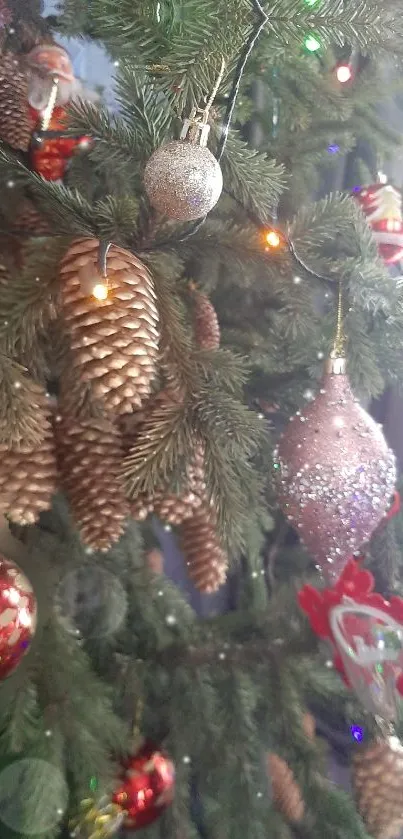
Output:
top-left (353, 183), bottom-right (403, 265)
top-left (112, 742), bottom-right (175, 830)
top-left (0, 555), bottom-right (37, 679)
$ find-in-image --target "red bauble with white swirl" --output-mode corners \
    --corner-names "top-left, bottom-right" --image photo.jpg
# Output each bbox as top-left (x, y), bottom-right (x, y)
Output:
top-left (112, 742), bottom-right (175, 830)
top-left (353, 184), bottom-right (403, 265)
top-left (0, 556), bottom-right (37, 679)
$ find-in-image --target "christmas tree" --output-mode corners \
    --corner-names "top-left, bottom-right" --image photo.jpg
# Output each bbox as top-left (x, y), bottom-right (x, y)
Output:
top-left (0, 1), bottom-right (403, 838)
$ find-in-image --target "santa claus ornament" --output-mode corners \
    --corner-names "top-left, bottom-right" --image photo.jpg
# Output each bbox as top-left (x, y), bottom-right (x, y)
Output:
top-left (26, 43), bottom-right (91, 181)
top-left (353, 183), bottom-right (403, 265)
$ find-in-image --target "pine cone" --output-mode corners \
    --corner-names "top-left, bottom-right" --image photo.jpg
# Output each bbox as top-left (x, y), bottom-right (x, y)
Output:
top-left (192, 287), bottom-right (220, 350)
top-left (146, 548), bottom-right (164, 574)
top-left (267, 713), bottom-right (314, 825)
top-left (0, 421), bottom-right (57, 525)
top-left (11, 197), bottom-right (51, 236)
top-left (180, 502), bottom-right (228, 593)
top-left (302, 710), bottom-right (316, 741)
top-left (0, 52), bottom-right (32, 151)
top-left (267, 753), bottom-right (305, 823)
top-left (54, 411), bottom-right (129, 552)
top-left (353, 736), bottom-right (403, 839)
top-left (153, 442), bottom-right (206, 525)
top-left (130, 491), bottom-right (154, 522)
top-left (60, 239), bottom-right (159, 415)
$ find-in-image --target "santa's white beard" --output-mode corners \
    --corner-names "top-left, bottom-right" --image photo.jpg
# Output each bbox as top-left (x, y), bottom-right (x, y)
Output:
top-left (28, 74), bottom-right (75, 112)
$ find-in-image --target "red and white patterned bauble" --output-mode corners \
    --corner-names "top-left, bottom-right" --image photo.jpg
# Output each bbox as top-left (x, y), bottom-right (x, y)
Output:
top-left (274, 357), bottom-right (396, 582)
top-left (0, 555), bottom-right (37, 679)
top-left (353, 184), bottom-right (403, 265)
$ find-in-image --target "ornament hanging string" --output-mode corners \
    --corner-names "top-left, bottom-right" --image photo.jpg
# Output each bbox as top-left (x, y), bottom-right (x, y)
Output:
top-left (204, 57), bottom-right (226, 121)
top-left (178, 0), bottom-right (269, 242)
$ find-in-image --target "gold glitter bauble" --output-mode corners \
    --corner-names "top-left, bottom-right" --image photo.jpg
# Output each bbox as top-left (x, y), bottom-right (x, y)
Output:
top-left (274, 358), bottom-right (396, 582)
top-left (143, 140), bottom-right (223, 221)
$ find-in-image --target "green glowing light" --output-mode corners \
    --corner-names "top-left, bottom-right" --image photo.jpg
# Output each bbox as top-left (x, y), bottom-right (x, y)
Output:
top-left (89, 776), bottom-right (98, 793)
top-left (304, 34), bottom-right (321, 52)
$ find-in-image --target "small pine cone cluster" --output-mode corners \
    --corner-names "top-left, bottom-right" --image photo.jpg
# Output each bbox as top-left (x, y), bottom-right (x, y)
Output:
top-left (54, 411), bottom-right (129, 552)
top-left (352, 736), bottom-right (403, 839)
top-left (267, 712), bottom-right (315, 825)
top-left (60, 239), bottom-right (159, 415)
top-left (180, 502), bottom-right (228, 593)
top-left (0, 52), bottom-right (33, 151)
top-left (0, 238), bottom-right (229, 580)
top-left (0, 422), bottom-right (57, 525)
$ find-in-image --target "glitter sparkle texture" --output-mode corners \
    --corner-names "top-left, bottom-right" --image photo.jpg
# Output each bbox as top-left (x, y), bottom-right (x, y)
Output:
top-left (143, 140), bottom-right (223, 221)
top-left (274, 369), bottom-right (396, 582)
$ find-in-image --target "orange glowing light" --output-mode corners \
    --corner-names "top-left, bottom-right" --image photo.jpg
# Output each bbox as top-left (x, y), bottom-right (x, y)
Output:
top-left (265, 230), bottom-right (281, 248)
top-left (92, 282), bottom-right (109, 301)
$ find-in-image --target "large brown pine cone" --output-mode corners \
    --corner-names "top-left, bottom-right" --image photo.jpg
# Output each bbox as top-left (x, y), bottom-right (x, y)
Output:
top-left (0, 422), bottom-right (57, 525)
top-left (54, 411), bottom-right (129, 552)
top-left (60, 239), bottom-right (159, 415)
top-left (353, 736), bottom-right (403, 839)
top-left (191, 287), bottom-right (220, 350)
top-left (0, 52), bottom-right (32, 151)
top-left (179, 502), bottom-right (228, 593)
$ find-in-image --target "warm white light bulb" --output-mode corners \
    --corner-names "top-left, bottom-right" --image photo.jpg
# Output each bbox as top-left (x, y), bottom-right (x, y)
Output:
top-left (336, 64), bottom-right (352, 83)
top-left (92, 282), bottom-right (109, 301)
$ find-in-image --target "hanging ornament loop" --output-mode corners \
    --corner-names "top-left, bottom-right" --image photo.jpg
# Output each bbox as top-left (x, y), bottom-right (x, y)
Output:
top-left (204, 57), bottom-right (226, 119)
top-left (326, 280), bottom-right (347, 374)
top-left (180, 58), bottom-right (226, 147)
top-left (334, 281), bottom-right (345, 357)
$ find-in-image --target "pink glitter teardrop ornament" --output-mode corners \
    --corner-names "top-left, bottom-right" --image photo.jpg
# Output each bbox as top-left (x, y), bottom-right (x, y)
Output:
top-left (274, 357), bottom-right (396, 582)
